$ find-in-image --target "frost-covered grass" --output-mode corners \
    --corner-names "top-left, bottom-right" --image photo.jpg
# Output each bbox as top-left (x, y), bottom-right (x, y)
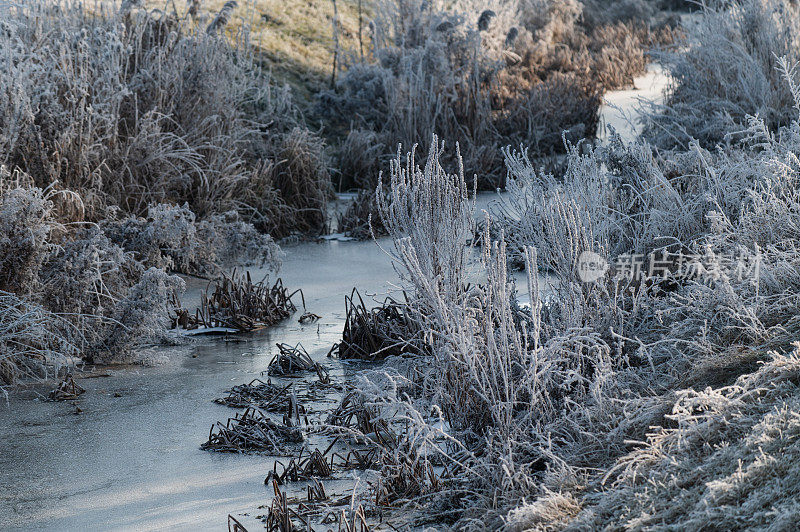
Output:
top-left (0, 178), bottom-right (285, 383)
top-left (0, 291), bottom-right (80, 398)
top-left (0, 0), bottom-right (331, 237)
top-left (563, 347), bottom-right (800, 530)
top-left (324, 0), bottom-right (674, 190)
top-left (333, 49), bottom-right (800, 526)
top-left (644, 0), bottom-right (800, 149)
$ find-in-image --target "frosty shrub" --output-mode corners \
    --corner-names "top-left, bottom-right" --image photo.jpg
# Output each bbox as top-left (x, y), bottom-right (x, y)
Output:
top-left (0, 186), bottom-right (284, 375)
top-left (0, 291), bottom-right (80, 397)
top-left (40, 228), bottom-right (142, 319)
top-left (320, 0), bottom-right (672, 188)
top-left (94, 268), bottom-right (185, 363)
top-left (342, 140), bottom-right (614, 526)
top-left (375, 136), bottom-right (476, 307)
top-left (0, 185), bottom-right (57, 294)
top-left (102, 203), bottom-right (282, 277)
top-left (644, 0), bottom-right (800, 148)
top-left (0, 0), bottom-right (330, 235)
top-left (496, 133), bottom-right (702, 273)
top-left (198, 212), bottom-right (284, 272)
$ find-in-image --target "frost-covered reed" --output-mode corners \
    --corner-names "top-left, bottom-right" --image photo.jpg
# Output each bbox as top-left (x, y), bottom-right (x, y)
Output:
top-left (342, 51), bottom-right (800, 525)
top-left (324, 0), bottom-right (670, 190)
top-left (0, 0), bottom-right (331, 236)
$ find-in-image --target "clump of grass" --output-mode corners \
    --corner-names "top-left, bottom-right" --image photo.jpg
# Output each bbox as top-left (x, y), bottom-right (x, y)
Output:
top-left (326, 389), bottom-right (393, 442)
top-left (201, 407), bottom-right (304, 454)
top-left (256, 479), bottom-right (373, 532)
top-left (334, 128), bottom-right (386, 191)
top-left (48, 375), bottom-right (86, 401)
top-left (267, 343), bottom-right (326, 378)
top-left (337, 190), bottom-right (388, 240)
top-left (267, 128), bottom-right (333, 237)
top-left (191, 271), bottom-right (298, 332)
top-left (334, 289), bottom-right (423, 360)
top-left (496, 72), bottom-right (602, 156)
top-left (643, 0), bottom-right (800, 148)
top-left (215, 379), bottom-right (293, 412)
top-left (264, 443), bottom-right (336, 485)
top-left (0, 291), bottom-right (80, 396)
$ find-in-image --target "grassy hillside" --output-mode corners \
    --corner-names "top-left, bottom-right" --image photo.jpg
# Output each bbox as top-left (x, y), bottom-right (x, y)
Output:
top-left (147, 0), bottom-right (370, 105)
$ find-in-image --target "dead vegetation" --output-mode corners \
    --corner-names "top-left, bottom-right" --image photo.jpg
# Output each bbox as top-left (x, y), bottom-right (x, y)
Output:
top-left (257, 477), bottom-right (374, 532)
top-left (214, 379), bottom-right (293, 412)
top-left (334, 289), bottom-right (423, 360)
top-left (298, 311), bottom-right (322, 324)
top-left (264, 442), bottom-right (337, 485)
top-left (327, 390), bottom-right (395, 446)
top-left (47, 375), bottom-right (86, 401)
top-left (227, 514), bottom-right (249, 532)
top-left (202, 407), bottom-right (304, 454)
top-left (188, 271), bottom-right (299, 332)
top-left (268, 343), bottom-right (328, 381)
top-left (644, 0), bottom-right (800, 149)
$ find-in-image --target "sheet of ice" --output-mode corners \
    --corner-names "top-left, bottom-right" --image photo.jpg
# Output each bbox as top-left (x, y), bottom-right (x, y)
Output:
top-left (0, 240), bottom-right (397, 531)
top-left (597, 64), bottom-right (670, 144)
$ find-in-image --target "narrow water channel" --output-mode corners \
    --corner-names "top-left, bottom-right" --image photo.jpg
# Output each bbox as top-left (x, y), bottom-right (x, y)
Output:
top-left (0, 66), bottom-right (669, 531)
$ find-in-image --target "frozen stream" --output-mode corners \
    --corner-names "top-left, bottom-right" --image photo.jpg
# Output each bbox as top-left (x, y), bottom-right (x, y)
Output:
top-left (0, 65), bottom-right (669, 531)
top-left (598, 63), bottom-right (669, 143)
top-left (0, 239), bottom-right (399, 530)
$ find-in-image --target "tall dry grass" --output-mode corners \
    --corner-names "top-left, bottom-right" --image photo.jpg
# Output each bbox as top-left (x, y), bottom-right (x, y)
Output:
top-left (0, 0), bottom-right (331, 236)
top-left (324, 0), bottom-right (673, 191)
top-left (337, 51), bottom-right (800, 525)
